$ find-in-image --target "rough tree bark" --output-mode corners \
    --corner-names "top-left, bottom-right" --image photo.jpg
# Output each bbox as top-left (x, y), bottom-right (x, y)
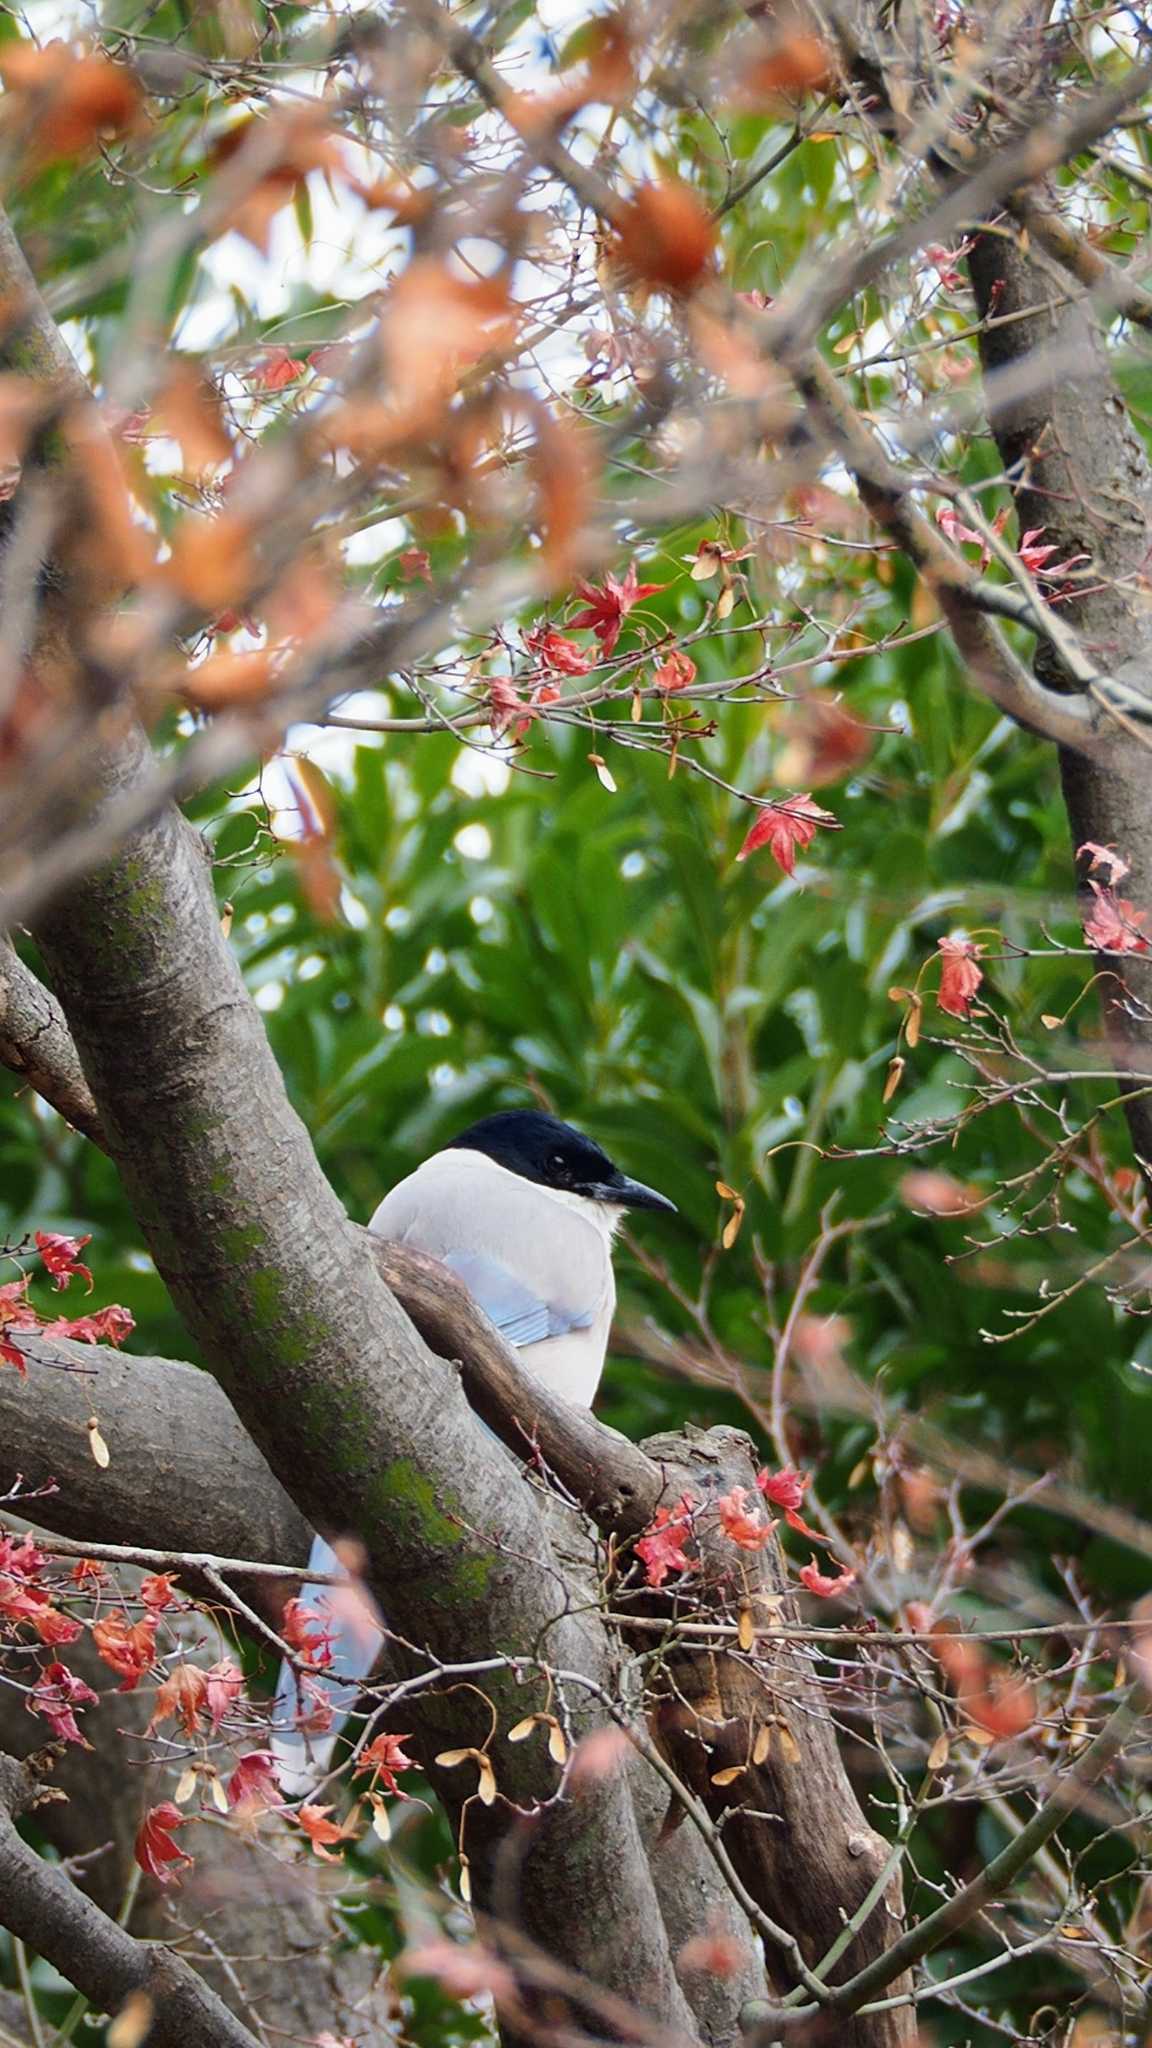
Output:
top-left (966, 222), bottom-right (1152, 1168)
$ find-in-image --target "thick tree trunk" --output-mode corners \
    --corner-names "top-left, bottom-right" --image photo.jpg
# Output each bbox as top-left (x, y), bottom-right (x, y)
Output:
top-left (967, 220), bottom-right (1152, 1169)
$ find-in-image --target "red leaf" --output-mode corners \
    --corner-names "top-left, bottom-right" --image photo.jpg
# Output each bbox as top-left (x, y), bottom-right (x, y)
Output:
top-left (736, 793), bottom-right (838, 875)
top-left (1083, 881), bottom-right (1149, 955)
top-left (251, 347), bottom-right (306, 392)
top-left (523, 625), bottom-right (593, 675)
top-left (569, 559), bottom-right (666, 656)
top-left (29, 1661), bottom-right (98, 1745)
top-left (756, 1466), bottom-right (809, 1512)
top-left (716, 1485), bottom-right (772, 1550)
top-left (652, 650), bottom-right (697, 693)
top-left (150, 1663), bottom-right (209, 1735)
top-left (228, 1750), bottom-right (283, 1810)
top-left (296, 1802), bottom-right (358, 1861)
top-left (488, 675), bottom-right (533, 740)
top-left (635, 1494), bottom-right (697, 1588)
top-left (280, 1597), bottom-right (335, 1669)
top-left (91, 1610), bottom-right (158, 1690)
top-left (357, 1731), bottom-right (418, 1795)
top-left (32, 1603), bottom-right (83, 1646)
top-left (0, 1275), bottom-right (38, 1370)
top-left (140, 1572), bottom-right (179, 1612)
top-left (135, 1802), bottom-right (193, 1885)
top-left (44, 1302), bottom-right (134, 1346)
top-left (34, 1230), bottom-right (92, 1291)
top-left (783, 1506), bottom-right (828, 1544)
top-left (798, 1560), bottom-right (857, 1599)
top-left (936, 934), bottom-right (984, 1018)
top-left (205, 1657), bottom-right (246, 1732)
top-left (396, 547), bottom-right (432, 584)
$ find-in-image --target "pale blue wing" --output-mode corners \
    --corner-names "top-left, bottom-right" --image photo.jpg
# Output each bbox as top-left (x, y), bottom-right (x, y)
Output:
top-left (443, 1248), bottom-right (595, 1348)
top-left (271, 1533), bottom-right (382, 1799)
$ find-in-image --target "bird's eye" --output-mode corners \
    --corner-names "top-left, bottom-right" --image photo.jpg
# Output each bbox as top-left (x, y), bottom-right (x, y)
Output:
top-left (551, 1153), bottom-right (567, 1170)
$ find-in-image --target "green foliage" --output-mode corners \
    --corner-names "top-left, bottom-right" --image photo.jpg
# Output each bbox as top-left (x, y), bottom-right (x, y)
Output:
top-left (1, 2), bottom-right (1150, 2034)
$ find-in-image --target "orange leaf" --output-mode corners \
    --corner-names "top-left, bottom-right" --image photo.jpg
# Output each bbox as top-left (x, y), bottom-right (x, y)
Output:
top-left (531, 409), bottom-right (594, 583)
top-left (64, 412), bottom-right (156, 585)
top-left (183, 649), bottom-right (273, 710)
top-left (167, 511), bottom-right (255, 611)
top-left (0, 43), bottom-right (142, 164)
top-left (745, 34), bottom-right (834, 97)
top-left (152, 362), bottom-right (232, 472)
top-left (149, 1662), bottom-right (209, 1735)
top-left (615, 181), bottom-right (715, 293)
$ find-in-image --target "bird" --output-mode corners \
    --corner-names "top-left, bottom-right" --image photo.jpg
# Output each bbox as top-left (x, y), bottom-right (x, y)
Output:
top-left (272, 1110), bottom-right (675, 1792)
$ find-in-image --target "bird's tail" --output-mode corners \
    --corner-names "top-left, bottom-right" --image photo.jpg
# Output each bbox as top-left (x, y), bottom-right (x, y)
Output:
top-left (271, 1533), bottom-right (384, 1799)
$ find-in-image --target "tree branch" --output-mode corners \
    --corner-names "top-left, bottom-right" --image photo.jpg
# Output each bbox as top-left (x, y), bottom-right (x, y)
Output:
top-left (0, 937), bottom-right (106, 1146)
top-left (1007, 189), bottom-right (1152, 333)
top-left (0, 1753), bottom-right (263, 2048)
top-left (789, 351), bottom-right (1109, 752)
top-left (966, 214), bottom-right (1152, 1173)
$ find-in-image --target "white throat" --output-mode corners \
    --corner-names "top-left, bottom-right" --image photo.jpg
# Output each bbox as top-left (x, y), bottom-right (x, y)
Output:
top-left (533, 1180), bottom-right (626, 1240)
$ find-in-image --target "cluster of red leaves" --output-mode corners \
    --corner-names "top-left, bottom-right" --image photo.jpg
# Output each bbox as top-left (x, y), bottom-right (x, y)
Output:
top-left (133, 1720), bottom-right (415, 1889)
top-left (735, 794), bottom-right (839, 875)
top-left (1079, 842), bottom-right (1148, 954)
top-left (0, 1229), bottom-right (133, 1373)
top-left (523, 624), bottom-right (593, 676)
top-left (0, 1532), bottom-right (80, 1649)
top-left (634, 1469), bottom-right (856, 1597)
top-left (635, 1496), bottom-right (697, 1588)
top-left (936, 506), bottom-right (1085, 586)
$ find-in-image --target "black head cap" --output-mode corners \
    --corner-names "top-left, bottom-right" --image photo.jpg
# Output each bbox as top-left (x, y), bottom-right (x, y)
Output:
top-left (446, 1110), bottom-right (676, 1213)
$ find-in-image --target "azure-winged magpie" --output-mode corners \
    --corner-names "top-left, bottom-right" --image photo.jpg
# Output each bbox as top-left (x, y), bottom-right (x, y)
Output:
top-left (272, 1111), bottom-right (674, 1792)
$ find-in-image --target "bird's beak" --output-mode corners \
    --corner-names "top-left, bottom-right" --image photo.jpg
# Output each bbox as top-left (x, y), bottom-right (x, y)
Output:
top-left (590, 1174), bottom-right (677, 1214)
